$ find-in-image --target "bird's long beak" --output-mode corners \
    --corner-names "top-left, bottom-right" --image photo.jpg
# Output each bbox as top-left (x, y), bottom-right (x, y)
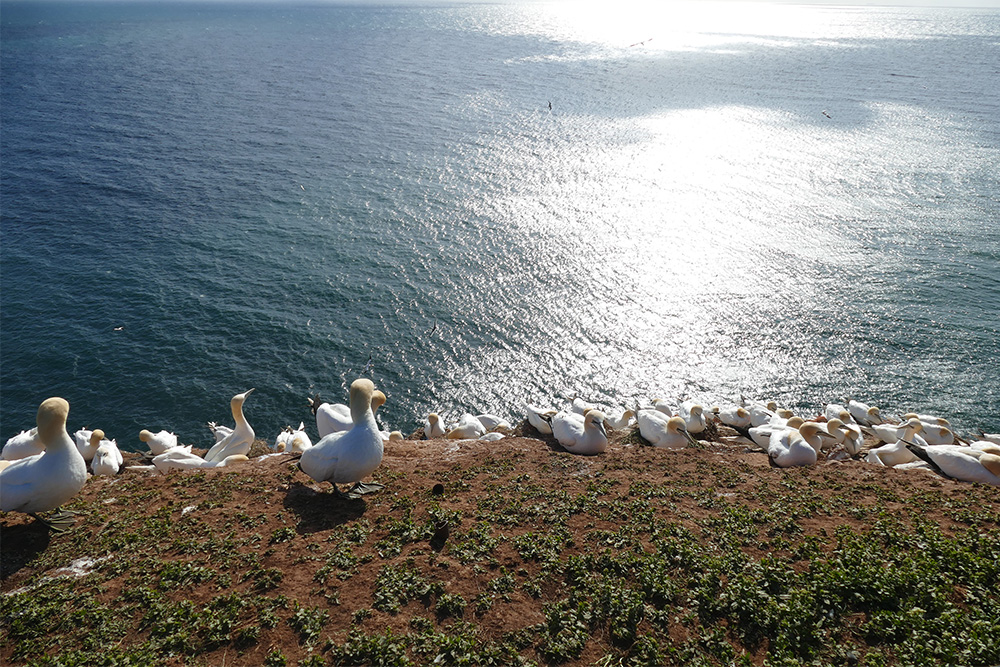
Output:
top-left (682, 427), bottom-right (699, 448)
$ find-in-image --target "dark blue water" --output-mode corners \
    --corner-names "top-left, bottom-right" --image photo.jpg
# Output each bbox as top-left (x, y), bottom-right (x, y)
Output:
top-left (3, 1), bottom-right (999, 449)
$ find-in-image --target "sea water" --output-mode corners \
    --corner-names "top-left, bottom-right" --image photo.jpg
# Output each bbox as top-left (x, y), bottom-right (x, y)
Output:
top-left (2, 1), bottom-right (998, 449)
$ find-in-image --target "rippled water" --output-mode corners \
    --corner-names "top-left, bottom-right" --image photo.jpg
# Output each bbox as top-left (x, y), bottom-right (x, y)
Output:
top-left (2, 1), bottom-right (999, 448)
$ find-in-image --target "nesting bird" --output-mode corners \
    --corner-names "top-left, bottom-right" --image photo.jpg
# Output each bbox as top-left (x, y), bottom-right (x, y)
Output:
top-left (139, 429), bottom-right (181, 456)
top-left (637, 410), bottom-right (697, 449)
top-left (2, 427), bottom-right (43, 461)
top-left (550, 409), bottom-right (608, 455)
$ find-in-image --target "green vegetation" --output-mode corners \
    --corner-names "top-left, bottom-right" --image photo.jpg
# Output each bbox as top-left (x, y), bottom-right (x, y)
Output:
top-left (2, 443), bottom-right (999, 666)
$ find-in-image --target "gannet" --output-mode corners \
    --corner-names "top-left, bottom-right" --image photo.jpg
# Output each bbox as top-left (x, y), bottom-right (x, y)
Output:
top-left (153, 449), bottom-right (248, 473)
top-left (478, 432), bottom-right (505, 442)
top-left (204, 389), bottom-right (255, 463)
top-left (905, 443), bottom-right (1000, 486)
top-left (716, 406), bottom-right (751, 431)
top-left (748, 417), bottom-right (804, 448)
top-left (476, 414), bottom-right (511, 432)
top-left (847, 399), bottom-right (883, 426)
top-left (747, 401), bottom-right (778, 427)
top-left (91, 437), bottom-right (123, 477)
top-left (446, 413), bottom-right (486, 440)
top-left (571, 396), bottom-right (598, 416)
top-left (768, 422), bottom-right (828, 468)
top-left (678, 401), bottom-right (707, 434)
top-left (139, 429), bottom-right (180, 456)
top-left (650, 398), bottom-right (675, 416)
top-left (605, 408), bottom-right (635, 430)
top-left (424, 413), bottom-right (446, 439)
top-left (824, 404), bottom-right (854, 424)
top-left (977, 432), bottom-right (1000, 445)
top-left (911, 420), bottom-right (954, 445)
top-left (288, 422), bottom-right (312, 453)
top-left (550, 409), bottom-right (608, 455)
top-left (0, 397), bottom-right (88, 530)
top-left (903, 412), bottom-right (949, 427)
top-left (313, 396), bottom-right (353, 438)
top-left (206, 421), bottom-right (233, 443)
top-left (824, 418), bottom-right (862, 457)
top-left (525, 404), bottom-right (557, 434)
top-left (73, 427), bottom-right (93, 453)
top-left (637, 410), bottom-right (697, 449)
top-left (2, 427), bottom-right (42, 461)
top-left (865, 439), bottom-right (920, 467)
top-left (75, 429), bottom-right (106, 464)
top-left (387, 431), bottom-right (403, 442)
top-left (868, 417), bottom-right (926, 446)
top-left (274, 426), bottom-right (294, 452)
top-left (299, 379), bottom-right (385, 498)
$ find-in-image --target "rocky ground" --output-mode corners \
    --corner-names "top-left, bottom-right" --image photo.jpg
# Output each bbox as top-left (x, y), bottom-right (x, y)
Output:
top-left (2, 424), bottom-right (999, 666)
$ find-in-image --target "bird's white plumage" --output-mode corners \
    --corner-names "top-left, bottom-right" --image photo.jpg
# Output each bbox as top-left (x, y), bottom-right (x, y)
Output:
top-left (638, 410), bottom-right (695, 449)
top-left (1, 398), bottom-right (88, 515)
top-left (204, 389), bottom-right (255, 463)
top-left (424, 413), bottom-right (446, 439)
top-left (2, 427), bottom-right (42, 461)
top-left (551, 410), bottom-right (608, 455)
top-left (299, 379), bottom-right (384, 488)
top-left (525, 404), bottom-right (557, 434)
top-left (139, 429), bottom-right (180, 456)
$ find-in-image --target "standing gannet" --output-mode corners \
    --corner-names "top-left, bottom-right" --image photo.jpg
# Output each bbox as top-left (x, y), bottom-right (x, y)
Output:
top-left (905, 443), bottom-right (1000, 486)
top-left (139, 429), bottom-right (180, 456)
top-left (91, 438), bottom-right (123, 477)
top-left (551, 410), bottom-right (608, 455)
top-left (525, 404), bottom-right (557, 434)
top-left (768, 423), bottom-right (827, 468)
top-left (424, 413), bottom-right (446, 439)
top-left (299, 379), bottom-right (385, 498)
top-left (637, 410), bottom-right (698, 449)
top-left (678, 401), bottom-right (707, 434)
top-left (204, 389), bottom-right (255, 463)
top-left (446, 413), bottom-right (486, 440)
top-left (2, 427), bottom-right (43, 460)
top-left (0, 397), bottom-right (88, 530)
top-left (847, 399), bottom-right (883, 426)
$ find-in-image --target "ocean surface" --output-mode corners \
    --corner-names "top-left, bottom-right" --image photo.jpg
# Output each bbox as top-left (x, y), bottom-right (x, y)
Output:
top-left (2, 0), bottom-right (999, 450)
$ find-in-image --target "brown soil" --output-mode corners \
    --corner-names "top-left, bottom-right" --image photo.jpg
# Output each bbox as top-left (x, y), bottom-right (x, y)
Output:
top-left (2, 425), bottom-right (998, 666)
